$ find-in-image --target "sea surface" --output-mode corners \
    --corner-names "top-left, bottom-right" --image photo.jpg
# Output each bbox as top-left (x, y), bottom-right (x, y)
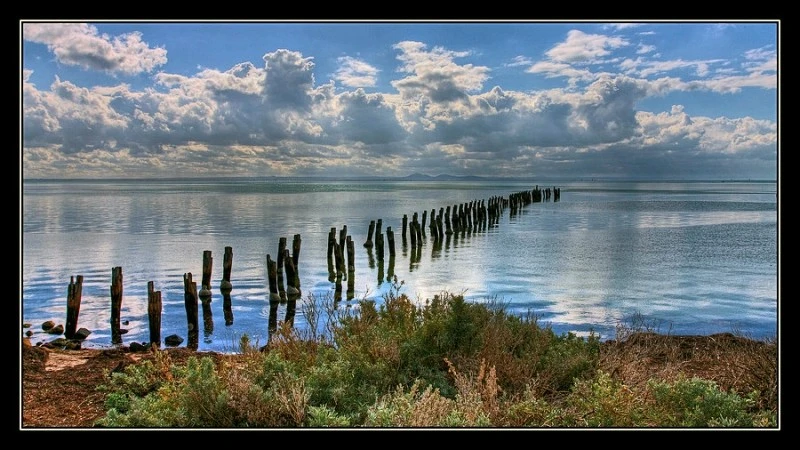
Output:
top-left (21, 178), bottom-right (779, 352)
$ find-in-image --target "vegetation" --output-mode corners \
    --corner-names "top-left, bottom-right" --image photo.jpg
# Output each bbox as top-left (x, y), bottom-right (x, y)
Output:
top-left (95, 280), bottom-right (778, 428)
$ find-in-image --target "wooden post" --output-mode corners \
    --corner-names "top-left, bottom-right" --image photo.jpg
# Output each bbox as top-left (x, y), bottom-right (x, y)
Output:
top-left (221, 246), bottom-right (233, 291)
top-left (386, 227), bottom-right (396, 257)
top-left (64, 275), bottom-right (83, 339)
top-left (347, 236), bottom-right (355, 300)
top-left (363, 220), bottom-right (375, 248)
top-left (421, 210), bottom-right (427, 234)
top-left (200, 250), bottom-right (213, 300)
top-left (267, 254), bottom-right (280, 303)
top-left (277, 237), bottom-right (287, 301)
top-left (284, 249), bottom-right (300, 296)
top-left (339, 225), bottom-right (348, 270)
top-left (183, 272), bottom-right (199, 350)
top-left (147, 281), bottom-right (162, 347)
top-left (328, 227), bottom-right (336, 258)
top-left (221, 246), bottom-right (234, 326)
top-left (292, 234), bottom-right (302, 291)
top-left (402, 215), bottom-right (408, 242)
top-left (376, 230), bottom-right (384, 261)
top-left (334, 242), bottom-right (344, 276)
top-left (199, 250), bottom-right (213, 334)
top-left (110, 267), bottom-right (123, 344)
top-left (347, 236), bottom-right (355, 273)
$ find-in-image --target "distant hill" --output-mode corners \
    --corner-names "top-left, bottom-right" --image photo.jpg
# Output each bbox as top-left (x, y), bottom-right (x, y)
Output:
top-left (401, 172), bottom-right (487, 182)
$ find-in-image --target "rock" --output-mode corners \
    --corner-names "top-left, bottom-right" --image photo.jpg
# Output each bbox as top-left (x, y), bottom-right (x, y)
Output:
top-left (47, 324), bottom-right (64, 335)
top-left (42, 321), bottom-right (55, 331)
top-left (23, 323), bottom-right (32, 328)
top-left (122, 320), bottom-right (129, 325)
top-left (120, 329), bottom-right (129, 334)
top-left (25, 330), bottom-right (33, 337)
top-left (129, 342), bottom-right (149, 352)
top-left (74, 328), bottom-right (91, 340)
top-left (64, 340), bottom-right (81, 350)
top-left (164, 334), bottom-right (184, 346)
top-left (46, 337), bottom-right (69, 348)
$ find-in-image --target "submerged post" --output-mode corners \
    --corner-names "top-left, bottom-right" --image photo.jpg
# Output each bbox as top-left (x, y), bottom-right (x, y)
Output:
top-left (347, 236), bottom-right (355, 300)
top-left (292, 234), bottom-right (302, 291)
top-left (110, 267), bottom-right (123, 345)
top-left (364, 220), bottom-right (375, 248)
top-left (386, 227), bottom-right (396, 257)
top-left (277, 237), bottom-right (287, 301)
top-left (147, 281), bottom-right (162, 347)
top-left (221, 246), bottom-right (234, 325)
top-left (284, 249), bottom-right (300, 296)
top-left (64, 275), bottom-right (84, 340)
top-left (267, 254), bottom-right (281, 303)
top-left (199, 250), bottom-right (213, 335)
top-left (183, 272), bottom-right (199, 350)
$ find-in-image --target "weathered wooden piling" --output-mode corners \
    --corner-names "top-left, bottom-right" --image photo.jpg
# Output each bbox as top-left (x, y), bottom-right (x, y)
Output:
top-left (277, 237), bottom-right (287, 301)
top-left (292, 234), bottom-right (302, 290)
top-left (347, 237), bottom-right (355, 300)
top-left (221, 246), bottom-right (234, 326)
top-left (267, 254), bottom-right (281, 303)
top-left (284, 248), bottom-right (300, 295)
top-left (376, 230), bottom-right (384, 261)
top-left (387, 254), bottom-right (395, 280)
top-left (415, 216), bottom-right (423, 245)
top-left (386, 227), bottom-right (396, 257)
top-left (183, 272), bottom-right (199, 350)
top-left (147, 281), bottom-right (162, 347)
top-left (347, 236), bottom-right (355, 272)
top-left (221, 246), bottom-right (233, 291)
top-left (334, 242), bottom-right (344, 276)
top-left (328, 227), bottom-right (336, 258)
top-left (421, 210), bottom-right (427, 235)
top-left (110, 267), bottom-right (123, 344)
top-left (64, 275), bottom-right (83, 340)
top-left (409, 219), bottom-right (417, 247)
top-left (364, 220), bottom-right (375, 248)
top-left (444, 206), bottom-right (453, 235)
top-left (402, 214), bottom-right (408, 241)
top-left (339, 225), bottom-right (348, 251)
top-left (199, 250), bottom-right (213, 301)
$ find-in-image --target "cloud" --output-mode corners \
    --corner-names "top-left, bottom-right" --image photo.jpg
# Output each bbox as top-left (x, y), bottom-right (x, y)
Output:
top-left (391, 41), bottom-right (490, 103)
top-left (334, 56), bottom-right (379, 88)
top-left (545, 30), bottom-right (629, 64)
top-left (636, 44), bottom-right (656, 55)
top-left (22, 23), bottom-right (167, 75)
top-left (506, 56), bottom-right (533, 67)
top-left (22, 37), bottom-right (777, 180)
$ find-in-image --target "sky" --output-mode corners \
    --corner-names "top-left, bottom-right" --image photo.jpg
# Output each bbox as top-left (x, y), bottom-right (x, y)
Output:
top-left (20, 20), bottom-right (779, 180)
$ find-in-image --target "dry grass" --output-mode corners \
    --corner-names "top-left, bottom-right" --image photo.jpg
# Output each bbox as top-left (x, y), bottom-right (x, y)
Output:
top-left (599, 332), bottom-right (778, 411)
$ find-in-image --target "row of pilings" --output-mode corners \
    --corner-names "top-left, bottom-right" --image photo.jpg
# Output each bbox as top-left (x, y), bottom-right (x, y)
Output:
top-left (35, 184), bottom-right (560, 351)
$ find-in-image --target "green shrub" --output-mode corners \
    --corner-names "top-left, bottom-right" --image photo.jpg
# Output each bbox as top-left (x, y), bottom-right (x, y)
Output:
top-left (647, 375), bottom-right (759, 427)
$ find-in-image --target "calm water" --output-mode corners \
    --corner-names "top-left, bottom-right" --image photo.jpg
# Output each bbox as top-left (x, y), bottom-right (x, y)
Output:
top-left (21, 178), bottom-right (779, 352)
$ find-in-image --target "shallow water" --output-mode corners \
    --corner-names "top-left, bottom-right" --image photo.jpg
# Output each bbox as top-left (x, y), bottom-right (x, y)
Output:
top-left (21, 178), bottom-right (778, 351)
